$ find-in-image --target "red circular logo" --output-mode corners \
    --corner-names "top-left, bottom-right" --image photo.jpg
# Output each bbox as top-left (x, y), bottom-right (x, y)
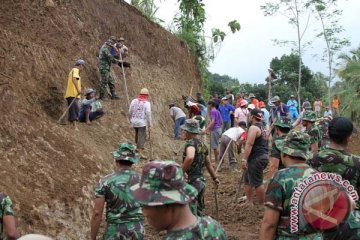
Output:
top-left (300, 182), bottom-right (351, 230)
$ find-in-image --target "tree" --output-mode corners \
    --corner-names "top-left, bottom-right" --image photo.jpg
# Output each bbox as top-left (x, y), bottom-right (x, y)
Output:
top-left (268, 53), bottom-right (327, 102)
top-left (309, 0), bottom-right (350, 106)
top-left (261, 0), bottom-right (313, 111)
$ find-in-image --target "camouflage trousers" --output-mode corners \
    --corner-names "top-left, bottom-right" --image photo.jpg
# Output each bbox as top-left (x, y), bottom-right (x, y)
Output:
top-left (104, 221), bottom-right (144, 240)
top-left (189, 177), bottom-right (206, 217)
top-left (99, 66), bottom-right (116, 98)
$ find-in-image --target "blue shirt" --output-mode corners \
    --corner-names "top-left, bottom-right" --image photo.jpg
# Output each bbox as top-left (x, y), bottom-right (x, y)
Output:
top-left (286, 99), bottom-right (298, 112)
top-left (275, 103), bottom-right (289, 118)
top-left (260, 108), bottom-right (270, 125)
top-left (219, 104), bottom-right (235, 123)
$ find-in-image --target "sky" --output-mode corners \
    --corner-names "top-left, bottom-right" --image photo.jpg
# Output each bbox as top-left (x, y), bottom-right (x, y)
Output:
top-left (125, 0), bottom-right (360, 84)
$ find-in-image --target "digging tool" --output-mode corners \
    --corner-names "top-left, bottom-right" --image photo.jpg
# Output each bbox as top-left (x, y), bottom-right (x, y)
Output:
top-left (234, 170), bottom-right (245, 202)
top-left (57, 97), bottom-right (77, 124)
top-left (215, 140), bottom-right (233, 173)
top-left (209, 132), bottom-right (220, 219)
top-left (119, 52), bottom-right (130, 106)
top-left (148, 129), bottom-right (154, 161)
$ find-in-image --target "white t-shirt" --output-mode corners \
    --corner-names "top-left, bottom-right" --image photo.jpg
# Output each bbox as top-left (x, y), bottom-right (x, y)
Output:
top-left (223, 127), bottom-right (245, 142)
top-left (129, 99), bottom-right (152, 127)
top-left (234, 107), bottom-right (249, 123)
top-left (170, 106), bottom-right (186, 120)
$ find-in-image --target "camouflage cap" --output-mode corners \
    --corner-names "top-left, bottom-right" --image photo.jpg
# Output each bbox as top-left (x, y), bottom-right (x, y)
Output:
top-left (274, 118), bottom-right (292, 129)
top-left (132, 160), bottom-right (198, 206)
top-left (109, 36), bottom-right (117, 42)
top-left (276, 131), bottom-right (312, 160)
top-left (180, 118), bottom-right (201, 134)
top-left (112, 142), bottom-right (140, 164)
top-left (302, 110), bottom-right (317, 122)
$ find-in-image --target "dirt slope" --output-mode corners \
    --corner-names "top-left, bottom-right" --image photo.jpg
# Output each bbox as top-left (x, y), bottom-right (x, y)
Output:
top-left (0, 0), bottom-right (201, 238)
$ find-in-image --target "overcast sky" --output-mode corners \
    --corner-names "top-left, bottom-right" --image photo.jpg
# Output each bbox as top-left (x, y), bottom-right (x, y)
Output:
top-left (126, 0), bottom-right (360, 84)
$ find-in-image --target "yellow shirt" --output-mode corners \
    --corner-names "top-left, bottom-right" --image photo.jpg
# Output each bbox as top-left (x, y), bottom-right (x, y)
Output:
top-left (64, 67), bottom-right (81, 99)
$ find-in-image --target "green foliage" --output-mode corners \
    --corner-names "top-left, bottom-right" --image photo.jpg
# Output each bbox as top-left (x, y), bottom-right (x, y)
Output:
top-left (228, 20), bottom-right (241, 33)
top-left (269, 53), bottom-right (327, 102)
top-left (131, 0), bottom-right (164, 23)
top-left (212, 29), bottom-right (226, 43)
top-left (206, 71), bottom-right (240, 96)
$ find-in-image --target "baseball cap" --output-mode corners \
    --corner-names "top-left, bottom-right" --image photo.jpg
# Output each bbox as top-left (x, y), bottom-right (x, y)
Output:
top-left (132, 161), bottom-right (198, 206)
top-left (250, 108), bottom-right (263, 120)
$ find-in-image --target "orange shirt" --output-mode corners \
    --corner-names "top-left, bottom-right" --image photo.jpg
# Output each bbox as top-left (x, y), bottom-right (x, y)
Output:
top-left (332, 99), bottom-right (340, 109)
top-left (252, 98), bottom-right (259, 109)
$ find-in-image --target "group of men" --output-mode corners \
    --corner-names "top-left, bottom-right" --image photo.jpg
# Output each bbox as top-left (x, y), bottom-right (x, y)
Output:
top-left (63, 36), bottom-right (130, 130)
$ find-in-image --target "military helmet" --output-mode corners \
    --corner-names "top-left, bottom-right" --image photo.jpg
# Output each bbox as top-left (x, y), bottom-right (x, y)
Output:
top-left (132, 160), bottom-right (198, 206)
top-left (302, 110), bottom-right (317, 122)
top-left (112, 142), bottom-right (140, 164)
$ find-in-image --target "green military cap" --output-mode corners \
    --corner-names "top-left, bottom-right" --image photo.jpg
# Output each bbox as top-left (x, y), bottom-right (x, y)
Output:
top-left (132, 160), bottom-right (198, 206)
top-left (274, 118), bottom-right (292, 129)
top-left (302, 110), bottom-right (317, 122)
top-left (276, 131), bottom-right (312, 160)
top-left (180, 118), bottom-right (201, 134)
top-left (111, 142), bottom-right (140, 164)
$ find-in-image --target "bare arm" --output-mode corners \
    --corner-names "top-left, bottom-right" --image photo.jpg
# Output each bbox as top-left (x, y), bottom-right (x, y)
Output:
top-left (3, 215), bottom-right (20, 240)
top-left (182, 146), bottom-right (195, 173)
top-left (267, 157), bottom-right (280, 181)
top-left (259, 208), bottom-right (280, 240)
top-left (243, 126), bottom-right (259, 161)
top-left (90, 197), bottom-right (105, 240)
top-left (310, 143), bottom-right (318, 154)
top-left (204, 119), bottom-right (215, 134)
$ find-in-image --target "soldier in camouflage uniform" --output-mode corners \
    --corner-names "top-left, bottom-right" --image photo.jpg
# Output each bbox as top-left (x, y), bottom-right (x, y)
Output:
top-left (0, 192), bottom-right (19, 239)
top-left (132, 160), bottom-right (227, 239)
top-left (301, 111), bottom-right (320, 154)
top-left (266, 118), bottom-right (291, 183)
top-left (180, 119), bottom-right (219, 216)
top-left (98, 38), bottom-right (121, 100)
top-left (314, 117), bottom-right (331, 148)
top-left (260, 131), bottom-right (322, 239)
top-left (91, 142), bottom-right (144, 240)
top-left (309, 117), bottom-right (360, 239)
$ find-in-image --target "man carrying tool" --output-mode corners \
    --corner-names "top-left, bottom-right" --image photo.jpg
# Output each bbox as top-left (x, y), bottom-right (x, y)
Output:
top-left (129, 88), bottom-right (152, 159)
top-left (64, 59), bottom-right (85, 130)
top-left (132, 160), bottom-right (227, 239)
top-left (241, 109), bottom-right (268, 207)
top-left (180, 119), bottom-right (219, 216)
top-left (204, 100), bottom-right (222, 163)
top-left (98, 38), bottom-right (121, 100)
top-left (115, 37), bottom-right (131, 68)
top-left (169, 103), bottom-right (186, 140)
top-left (91, 142), bottom-right (144, 240)
top-left (218, 122), bottom-right (246, 172)
top-left (0, 192), bottom-right (20, 240)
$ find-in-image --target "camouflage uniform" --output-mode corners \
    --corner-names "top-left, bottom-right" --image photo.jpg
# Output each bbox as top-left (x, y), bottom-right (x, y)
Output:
top-left (132, 160), bottom-right (227, 240)
top-left (164, 216), bottom-right (227, 240)
top-left (315, 117), bottom-right (330, 148)
top-left (95, 143), bottom-right (144, 240)
top-left (272, 118), bottom-right (292, 170)
top-left (98, 42), bottom-right (118, 99)
top-left (0, 192), bottom-right (15, 239)
top-left (265, 131), bottom-right (323, 239)
top-left (181, 119), bottom-right (209, 216)
top-left (302, 111), bottom-right (321, 148)
top-left (309, 147), bottom-right (360, 239)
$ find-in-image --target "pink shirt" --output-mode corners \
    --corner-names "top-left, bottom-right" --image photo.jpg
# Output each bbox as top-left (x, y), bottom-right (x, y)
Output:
top-left (234, 107), bottom-right (249, 123)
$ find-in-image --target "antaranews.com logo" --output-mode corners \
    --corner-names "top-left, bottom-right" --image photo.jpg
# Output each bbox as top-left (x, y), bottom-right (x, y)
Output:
top-left (290, 172), bottom-right (359, 233)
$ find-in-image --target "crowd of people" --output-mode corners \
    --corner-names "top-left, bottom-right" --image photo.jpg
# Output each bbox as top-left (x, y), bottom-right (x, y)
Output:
top-left (1, 35), bottom-right (359, 240)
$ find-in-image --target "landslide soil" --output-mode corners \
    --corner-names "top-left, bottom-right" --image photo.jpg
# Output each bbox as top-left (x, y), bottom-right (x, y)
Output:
top-left (1, 0), bottom-right (360, 239)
